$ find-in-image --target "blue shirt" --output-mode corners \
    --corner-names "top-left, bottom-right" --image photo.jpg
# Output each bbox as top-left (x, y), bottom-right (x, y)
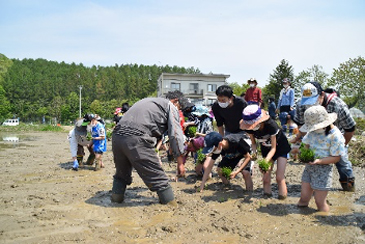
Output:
top-left (92, 122), bottom-right (107, 153)
top-left (277, 88), bottom-right (295, 108)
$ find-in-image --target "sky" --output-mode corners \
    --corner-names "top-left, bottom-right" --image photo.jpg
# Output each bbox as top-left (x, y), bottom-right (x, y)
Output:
top-left (1, 0), bottom-right (365, 86)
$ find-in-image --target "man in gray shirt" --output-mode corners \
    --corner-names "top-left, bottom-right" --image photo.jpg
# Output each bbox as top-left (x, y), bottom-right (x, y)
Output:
top-left (111, 95), bottom-right (186, 204)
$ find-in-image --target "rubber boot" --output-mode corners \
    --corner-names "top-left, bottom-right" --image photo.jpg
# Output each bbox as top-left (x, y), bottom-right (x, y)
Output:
top-left (111, 177), bottom-right (127, 203)
top-left (340, 178), bottom-right (355, 192)
top-left (72, 159), bottom-right (79, 171)
top-left (157, 186), bottom-right (175, 204)
top-left (85, 153), bottom-right (95, 165)
top-left (77, 155), bottom-right (84, 168)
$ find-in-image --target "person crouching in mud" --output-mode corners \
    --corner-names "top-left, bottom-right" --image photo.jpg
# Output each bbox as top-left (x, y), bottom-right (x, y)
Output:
top-left (68, 116), bottom-right (95, 171)
top-left (111, 94), bottom-right (187, 205)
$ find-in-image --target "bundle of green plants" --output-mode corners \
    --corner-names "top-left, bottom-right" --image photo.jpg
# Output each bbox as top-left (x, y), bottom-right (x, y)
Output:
top-left (106, 129), bottom-right (113, 140)
top-left (86, 132), bottom-right (92, 141)
top-left (299, 146), bottom-right (316, 163)
top-left (221, 167), bottom-right (232, 179)
top-left (185, 125), bottom-right (197, 138)
top-left (257, 159), bottom-right (272, 173)
top-left (196, 149), bottom-right (206, 165)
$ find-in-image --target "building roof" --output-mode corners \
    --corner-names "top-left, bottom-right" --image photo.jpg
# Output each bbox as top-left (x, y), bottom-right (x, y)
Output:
top-left (158, 73), bottom-right (230, 80)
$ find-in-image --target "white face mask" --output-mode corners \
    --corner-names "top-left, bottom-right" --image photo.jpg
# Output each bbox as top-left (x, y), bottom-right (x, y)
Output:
top-left (250, 83), bottom-right (255, 88)
top-left (284, 84), bottom-right (289, 88)
top-left (218, 101), bottom-right (230, 108)
top-left (313, 128), bottom-right (326, 134)
top-left (252, 124), bottom-right (261, 131)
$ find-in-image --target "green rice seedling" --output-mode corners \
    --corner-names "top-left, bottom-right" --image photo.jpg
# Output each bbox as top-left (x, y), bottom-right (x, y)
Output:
top-left (221, 167), bottom-right (232, 179)
top-left (196, 149), bottom-right (206, 165)
top-left (86, 132), bottom-right (92, 141)
top-left (185, 125), bottom-right (197, 138)
top-left (299, 146), bottom-right (316, 163)
top-left (257, 159), bottom-right (272, 173)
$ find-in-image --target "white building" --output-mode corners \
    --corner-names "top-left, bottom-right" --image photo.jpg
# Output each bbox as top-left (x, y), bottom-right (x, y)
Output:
top-left (157, 73), bottom-right (230, 106)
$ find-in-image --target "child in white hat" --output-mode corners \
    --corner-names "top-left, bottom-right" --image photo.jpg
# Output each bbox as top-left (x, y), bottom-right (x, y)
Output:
top-left (297, 105), bottom-right (346, 212)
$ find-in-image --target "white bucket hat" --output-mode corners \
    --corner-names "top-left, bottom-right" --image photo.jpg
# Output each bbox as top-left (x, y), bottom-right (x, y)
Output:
top-left (299, 105), bottom-right (337, 133)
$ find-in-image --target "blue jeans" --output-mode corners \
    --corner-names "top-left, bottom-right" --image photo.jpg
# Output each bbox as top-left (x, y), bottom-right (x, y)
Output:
top-left (335, 145), bottom-right (354, 182)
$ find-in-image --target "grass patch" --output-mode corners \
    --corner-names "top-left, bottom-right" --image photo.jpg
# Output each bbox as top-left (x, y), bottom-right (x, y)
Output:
top-left (0, 123), bottom-right (66, 132)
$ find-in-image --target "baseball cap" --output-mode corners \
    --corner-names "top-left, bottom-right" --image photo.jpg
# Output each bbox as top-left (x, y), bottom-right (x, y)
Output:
top-left (114, 107), bottom-right (122, 115)
top-left (202, 132), bottom-right (223, 155)
top-left (300, 82), bottom-right (323, 106)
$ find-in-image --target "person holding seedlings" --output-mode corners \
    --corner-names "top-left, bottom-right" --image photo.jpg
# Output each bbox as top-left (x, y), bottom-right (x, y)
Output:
top-left (84, 114), bottom-right (107, 171)
top-left (297, 105), bottom-right (346, 212)
top-left (240, 104), bottom-right (291, 199)
top-left (292, 82), bottom-right (356, 191)
top-left (183, 136), bottom-right (206, 175)
top-left (199, 131), bottom-right (254, 192)
top-left (67, 116), bottom-right (95, 171)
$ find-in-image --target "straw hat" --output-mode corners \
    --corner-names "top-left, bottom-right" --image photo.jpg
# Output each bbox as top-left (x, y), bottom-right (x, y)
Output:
top-left (247, 78), bottom-right (257, 84)
top-left (299, 105), bottom-right (337, 133)
top-left (240, 104), bottom-right (270, 130)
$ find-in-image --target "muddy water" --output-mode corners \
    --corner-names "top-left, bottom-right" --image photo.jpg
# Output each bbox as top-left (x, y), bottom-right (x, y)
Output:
top-left (0, 131), bottom-right (364, 243)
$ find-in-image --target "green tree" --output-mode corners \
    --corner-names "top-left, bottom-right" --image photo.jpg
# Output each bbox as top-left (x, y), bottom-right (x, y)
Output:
top-left (265, 59), bottom-right (294, 102)
top-left (229, 82), bottom-right (249, 97)
top-left (327, 56), bottom-right (365, 110)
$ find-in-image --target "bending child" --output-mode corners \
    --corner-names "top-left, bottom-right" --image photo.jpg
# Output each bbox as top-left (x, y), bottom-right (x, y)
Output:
top-left (199, 132), bottom-right (254, 192)
top-left (297, 106), bottom-right (346, 212)
top-left (240, 104), bottom-right (291, 200)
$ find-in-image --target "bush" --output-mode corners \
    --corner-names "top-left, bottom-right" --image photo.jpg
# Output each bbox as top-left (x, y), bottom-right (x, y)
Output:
top-left (40, 124), bottom-right (64, 132)
top-left (354, 118), bottom-right (365, 135)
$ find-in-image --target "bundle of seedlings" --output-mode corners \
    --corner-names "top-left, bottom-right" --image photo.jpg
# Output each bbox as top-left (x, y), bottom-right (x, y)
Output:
top-left (221, 167), bottom-right (232, 180)
top-left (185, 125), bottom-right (197, 138)
top-left (257, 159), bottom-right (272, 173)
top-left (86, 132), bottom-right (92, 141)
top-left (196, 149), bottom-right (206, 165)
top-left (299, 145), bottom-right (316, 163)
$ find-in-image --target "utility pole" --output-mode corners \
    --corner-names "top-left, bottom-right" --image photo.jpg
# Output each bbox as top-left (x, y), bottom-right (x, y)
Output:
top-left (78, 85), bottom-right (82, 118)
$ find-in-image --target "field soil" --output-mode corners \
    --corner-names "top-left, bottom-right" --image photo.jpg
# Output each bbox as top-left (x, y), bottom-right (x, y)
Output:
top-left (0, 129), bottom-right (365, 244)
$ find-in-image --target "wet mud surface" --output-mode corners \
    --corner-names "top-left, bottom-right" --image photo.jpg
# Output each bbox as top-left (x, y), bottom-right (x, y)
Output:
top-left (0, 131), bottom-right (365, 243)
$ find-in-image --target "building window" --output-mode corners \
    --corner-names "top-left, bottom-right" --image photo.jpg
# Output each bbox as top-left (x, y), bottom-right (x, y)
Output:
top-left (171, 83), bottom-right (181, 91)
top-left (207, 84), bottom-right (217, 92)
top-left (189, 83), bottom-right (199, 94)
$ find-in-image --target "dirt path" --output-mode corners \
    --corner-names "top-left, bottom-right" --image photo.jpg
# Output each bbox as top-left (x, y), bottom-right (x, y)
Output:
top-left (0, 131), bottom-right (365, 243)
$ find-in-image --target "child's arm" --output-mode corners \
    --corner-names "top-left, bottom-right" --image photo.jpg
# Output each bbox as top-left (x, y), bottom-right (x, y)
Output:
top-left (249, 134), bottom-right (257, 159)
top-left (265, 135), bottom-right (277, 162)
top-left (309, 156), bottom-right (341, 165)
top-left (199, 156), bottom-right (215, 192)
top-left (231, 153), bottom-right (251, 179)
